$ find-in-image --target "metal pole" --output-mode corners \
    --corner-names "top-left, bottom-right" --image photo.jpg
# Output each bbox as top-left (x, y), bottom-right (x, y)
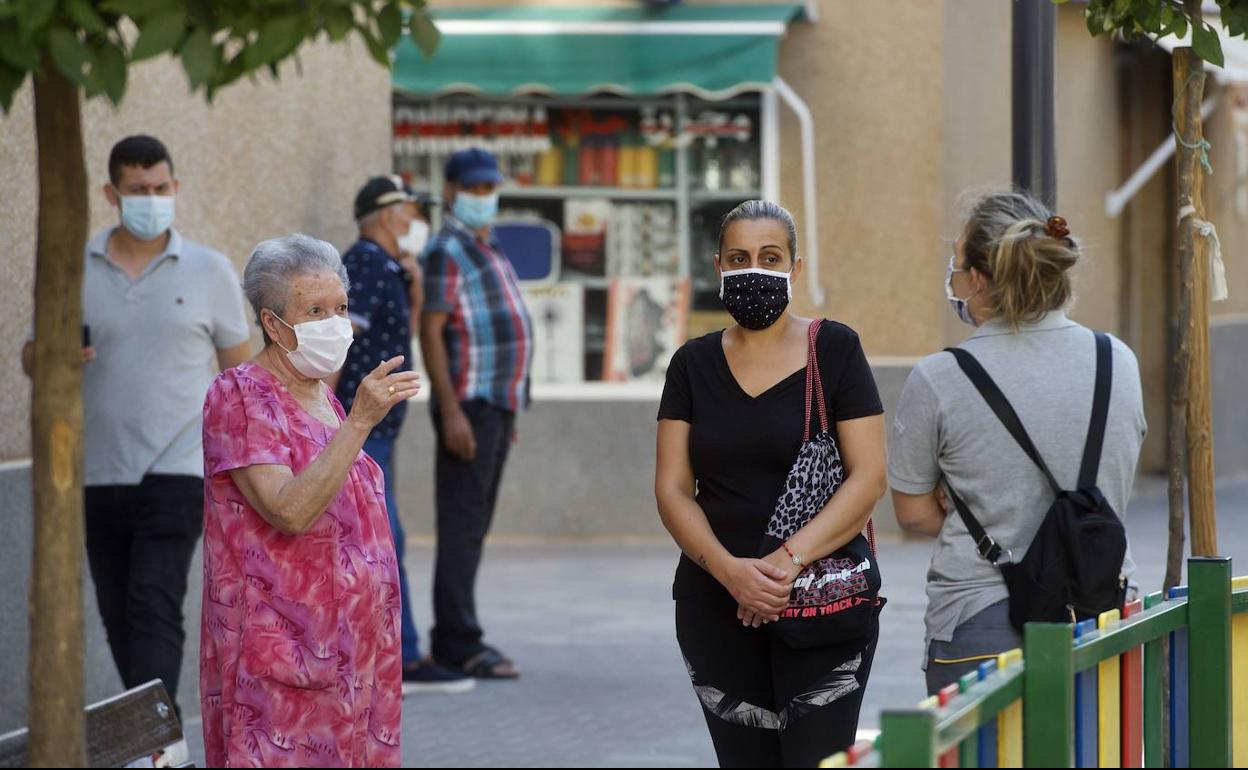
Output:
top-left (1013, 0), bottom-right (1057, 208)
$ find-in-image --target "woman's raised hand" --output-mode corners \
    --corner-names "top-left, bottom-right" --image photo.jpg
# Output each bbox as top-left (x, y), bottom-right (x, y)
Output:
top-left (347, 356), bottom-right (421, 429)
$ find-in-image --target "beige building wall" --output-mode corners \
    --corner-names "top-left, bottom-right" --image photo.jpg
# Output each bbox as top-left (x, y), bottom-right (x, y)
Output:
top-left (778, 0), bottom-right (948, 357)
top-left (0, 38), bottom-right (392, 462)
top-left (1055, 8), bottom-right (1126, 338)
top-left (1202, 87), bottom-right (1248, 318)
top-left (939, 0), bottom-right (1012, 347)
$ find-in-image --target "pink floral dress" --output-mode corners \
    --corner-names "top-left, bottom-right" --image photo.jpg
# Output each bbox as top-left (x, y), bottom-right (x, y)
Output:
top-left (199, 362), bottom-right (401, 768)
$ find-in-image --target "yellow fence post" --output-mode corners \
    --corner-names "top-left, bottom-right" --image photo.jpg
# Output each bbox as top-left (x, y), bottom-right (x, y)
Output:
top-left (1232, 576), bottom-right (1248, 769)
top-left (996, 649), bottom-right (1024, 768)
top-left (1097, 609), bottom-right (1122, 768)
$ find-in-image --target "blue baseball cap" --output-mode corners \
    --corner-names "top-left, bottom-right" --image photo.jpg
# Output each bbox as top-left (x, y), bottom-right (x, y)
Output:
top-left (444, 148), bottom-right (505, 187)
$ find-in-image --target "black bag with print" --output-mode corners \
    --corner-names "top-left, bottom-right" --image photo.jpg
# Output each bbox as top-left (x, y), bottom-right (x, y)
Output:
top-left (759, 319), bottom-right (884, 649)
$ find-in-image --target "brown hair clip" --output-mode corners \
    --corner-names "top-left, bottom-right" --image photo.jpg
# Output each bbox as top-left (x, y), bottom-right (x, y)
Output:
top-left (1045, 216), bottom-right (1070, 239)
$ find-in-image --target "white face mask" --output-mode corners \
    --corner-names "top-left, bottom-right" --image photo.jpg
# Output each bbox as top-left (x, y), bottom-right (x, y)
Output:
top-left (945, 254), bottom-right (978, 326)
top-left (397, 219), bottom-right (430, 256)
top-left (119, 195), bottom-right (176, 241)
top-left (272, 313), bottom-right (354, 379)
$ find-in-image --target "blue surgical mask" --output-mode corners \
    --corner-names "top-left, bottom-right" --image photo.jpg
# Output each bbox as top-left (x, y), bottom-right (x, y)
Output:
top-left (453, 191), bottom-right (499, 229)
top-left (945, 254), bottom-right (978, 326)
top-left (120, 195), bottom-right (176, 241)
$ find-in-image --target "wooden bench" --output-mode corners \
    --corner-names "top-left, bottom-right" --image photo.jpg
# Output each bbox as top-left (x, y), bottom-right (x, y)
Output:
top-left (0, 680), bottom-right (190, 767)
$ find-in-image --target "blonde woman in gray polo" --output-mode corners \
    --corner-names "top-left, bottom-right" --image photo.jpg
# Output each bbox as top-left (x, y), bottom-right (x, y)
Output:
top-left (888, 190), bottom-right (1146, 695)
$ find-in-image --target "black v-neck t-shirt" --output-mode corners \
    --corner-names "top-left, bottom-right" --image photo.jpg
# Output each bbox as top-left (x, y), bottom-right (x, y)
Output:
top-left (657, 321), bottom-right (884, 599)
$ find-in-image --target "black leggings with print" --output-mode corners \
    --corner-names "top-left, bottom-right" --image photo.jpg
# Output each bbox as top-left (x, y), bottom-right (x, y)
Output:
top-left (676, 589), bottom-right (879, 768)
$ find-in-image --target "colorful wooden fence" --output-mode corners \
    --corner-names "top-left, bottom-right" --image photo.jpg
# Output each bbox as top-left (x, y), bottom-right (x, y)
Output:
top-left (820, 557), bottom-right (1248, 768)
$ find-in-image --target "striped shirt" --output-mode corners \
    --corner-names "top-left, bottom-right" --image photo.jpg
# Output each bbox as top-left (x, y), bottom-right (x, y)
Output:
top-left (421, 217), bottom-right (533, 412)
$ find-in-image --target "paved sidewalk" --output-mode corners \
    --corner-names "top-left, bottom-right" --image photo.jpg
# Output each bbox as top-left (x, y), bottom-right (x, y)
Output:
top-left (182, 476), bottom-right (1248, 767)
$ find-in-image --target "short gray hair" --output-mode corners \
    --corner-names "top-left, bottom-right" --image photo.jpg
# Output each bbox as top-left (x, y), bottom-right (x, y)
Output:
top-left (243, 233), bottom-right (349, 344)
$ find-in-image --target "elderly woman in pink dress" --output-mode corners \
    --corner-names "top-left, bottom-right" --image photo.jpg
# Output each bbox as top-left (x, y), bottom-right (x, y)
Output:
top-left (200, 234), bottom-right (420, 768)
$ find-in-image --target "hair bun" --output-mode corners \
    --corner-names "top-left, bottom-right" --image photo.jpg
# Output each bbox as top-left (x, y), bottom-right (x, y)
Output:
top-left (1045, 216), bottom-right (1070, 239)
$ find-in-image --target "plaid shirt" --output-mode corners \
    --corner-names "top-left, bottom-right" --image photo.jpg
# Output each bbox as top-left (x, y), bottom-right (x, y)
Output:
top-left (422, 217), bottom-right (533, 412)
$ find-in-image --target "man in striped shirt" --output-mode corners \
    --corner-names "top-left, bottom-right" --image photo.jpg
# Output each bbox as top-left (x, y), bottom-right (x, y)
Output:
top-left (420, 148), bottom-right (533, 680)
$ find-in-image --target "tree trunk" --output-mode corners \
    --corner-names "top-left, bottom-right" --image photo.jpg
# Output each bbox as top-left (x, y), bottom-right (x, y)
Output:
top-left (1164, 42), bottom-right (1197, 592)
top-left (28, 59), bottom-right (88, 767)
top-left (1174, 4), bottom-right (1218, 560)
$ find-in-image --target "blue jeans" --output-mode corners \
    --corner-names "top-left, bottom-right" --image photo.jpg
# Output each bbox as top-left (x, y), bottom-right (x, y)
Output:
top-left (364, 435), bottom-right (422, 665)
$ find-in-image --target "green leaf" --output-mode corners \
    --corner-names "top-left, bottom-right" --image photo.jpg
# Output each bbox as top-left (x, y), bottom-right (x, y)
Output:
top-left (92, 37), bottom-right (127, 103)
top-left (377, 1), bottom-right (401, 48)
top-left (241, 14), bottom-right (304, 69)
top-left (1112, 0), bottom-right (1132, 20)
top-left (1134, 0), bottom-right (1162, 33)
top-left (180, 27), bottom-right (217, 89)
top-left (130, 10), bottom-right (185, 60)
top-left (324, 5), bottom-right (352, 41)
top-left (0, 19), bottom-right (41, 70)
top-left (1224, 5), bottom-right (1248, 37)
top-left (98, 0), bottom-right (174, 18)
top-left (0, 59), bottom-right (27, 113)
top-left (47, 26), bottom-right (89, 85)
top-left (1192, 20), bottom-right (1224, 66)
top-left (1172, 11), bottom-right (1189, 40)
top-left (18, 0), bottom-right (57, 41)
top-left (64, 0), bottom-right (108, 34)
top-left (356, 22), bottom-right (389, 67)
top-left (209, 50), bottom-right (247, 94)
top-left (408, 9), bottom-right (440, 59)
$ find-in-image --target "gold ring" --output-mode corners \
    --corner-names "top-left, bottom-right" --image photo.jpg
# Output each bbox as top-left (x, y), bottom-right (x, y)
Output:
top-left (387, 385), bottom-right (396, 395)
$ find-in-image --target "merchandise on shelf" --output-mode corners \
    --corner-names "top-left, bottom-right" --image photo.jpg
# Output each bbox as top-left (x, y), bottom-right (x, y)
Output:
top-left (607, 203), bottom-right (679, 279)
top-left (562, 198), bottom-right (611, 277)
top-left (520, 282), bottom-right (585, 383)
top-left (392, 93), bottom-right (766, 383)
top-left (602, 278), bottom-right (690, 382)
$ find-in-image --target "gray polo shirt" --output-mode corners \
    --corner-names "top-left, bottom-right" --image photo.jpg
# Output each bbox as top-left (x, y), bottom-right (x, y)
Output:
top-left (82, 227), bottom-right (250, 486)
top-left (887, 312), bottom-right (1145, 653)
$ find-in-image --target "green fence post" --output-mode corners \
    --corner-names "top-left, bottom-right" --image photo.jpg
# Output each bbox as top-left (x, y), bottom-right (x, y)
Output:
top-left (958, 671), bottom-right (980, 768)
top-left (1142, 591), bottom-right (1165, 768)
top-left (1188, 556), bottom-right (1232, 767)
top-left (1023, 622), bottom-right (1074, 767)
top-left (880, 709), bottom-right (936, 768)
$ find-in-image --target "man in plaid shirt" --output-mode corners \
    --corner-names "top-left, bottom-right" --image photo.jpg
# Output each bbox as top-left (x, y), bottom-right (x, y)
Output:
top-left (420, 148), bottom-right (533, 679)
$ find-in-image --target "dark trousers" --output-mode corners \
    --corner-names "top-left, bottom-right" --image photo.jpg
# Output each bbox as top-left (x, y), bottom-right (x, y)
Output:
top-left (924, 599), bottom-right (1021, 695)
top-left (363, 435), bottom-right (423, 665)
top-left (84, 474), bottom-right (203, 703)
top-left (430, 399), bottom-right (515, 665)
top-left (676, 589), bottom-right (879, 768)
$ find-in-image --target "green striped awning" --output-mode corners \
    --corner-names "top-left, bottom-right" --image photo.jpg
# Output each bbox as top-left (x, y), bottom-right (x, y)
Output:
top-left (393, 4), bottom-right (808, 99)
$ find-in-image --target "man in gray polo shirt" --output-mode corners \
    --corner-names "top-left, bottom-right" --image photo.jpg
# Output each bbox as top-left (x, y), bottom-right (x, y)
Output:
top-left (22, 135), bottom-right (250, 705)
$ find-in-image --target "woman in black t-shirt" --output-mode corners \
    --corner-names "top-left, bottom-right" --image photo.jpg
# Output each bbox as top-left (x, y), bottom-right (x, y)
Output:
top-left (656, 201), bottom-right (886, 768)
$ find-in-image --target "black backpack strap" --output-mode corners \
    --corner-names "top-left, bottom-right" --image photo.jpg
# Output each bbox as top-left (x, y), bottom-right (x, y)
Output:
top-left (944, 347), bottom-right (1063, 495)
top-left (944, 483), bottom-right (1011, 565)
top-left (1078, 332), bottom-right (1114, 490)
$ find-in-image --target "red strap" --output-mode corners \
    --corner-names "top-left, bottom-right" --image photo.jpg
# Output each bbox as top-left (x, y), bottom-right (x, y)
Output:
top-left (805, 318), bottom-right (876, 557)
top-left (802, 319), bottom-right (830, 442)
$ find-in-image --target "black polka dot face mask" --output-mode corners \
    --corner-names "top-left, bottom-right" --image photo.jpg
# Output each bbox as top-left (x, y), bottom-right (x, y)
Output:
top-left (719, 267), bottom-right (793, 331)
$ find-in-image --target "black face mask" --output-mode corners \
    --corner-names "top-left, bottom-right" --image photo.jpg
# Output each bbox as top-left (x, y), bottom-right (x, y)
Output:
top-left (719, 268), bottom-right (793, 330)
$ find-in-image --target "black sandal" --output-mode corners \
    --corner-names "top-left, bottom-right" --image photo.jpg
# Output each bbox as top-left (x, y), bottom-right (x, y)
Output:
top-left (460, 647), bottom-right (520, 680)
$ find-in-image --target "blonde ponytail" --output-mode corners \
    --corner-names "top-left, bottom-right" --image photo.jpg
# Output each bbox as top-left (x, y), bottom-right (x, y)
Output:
top-left (962, 191), bottom-right (1080, 327)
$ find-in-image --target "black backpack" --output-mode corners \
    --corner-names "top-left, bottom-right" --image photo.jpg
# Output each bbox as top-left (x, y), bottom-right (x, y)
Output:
top-left (944, 331), bottom-right (1127, 630)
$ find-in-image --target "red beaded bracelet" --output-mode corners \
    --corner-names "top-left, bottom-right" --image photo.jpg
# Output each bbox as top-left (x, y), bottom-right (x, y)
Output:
top-left (781, 542), bottom-right (805, 568)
